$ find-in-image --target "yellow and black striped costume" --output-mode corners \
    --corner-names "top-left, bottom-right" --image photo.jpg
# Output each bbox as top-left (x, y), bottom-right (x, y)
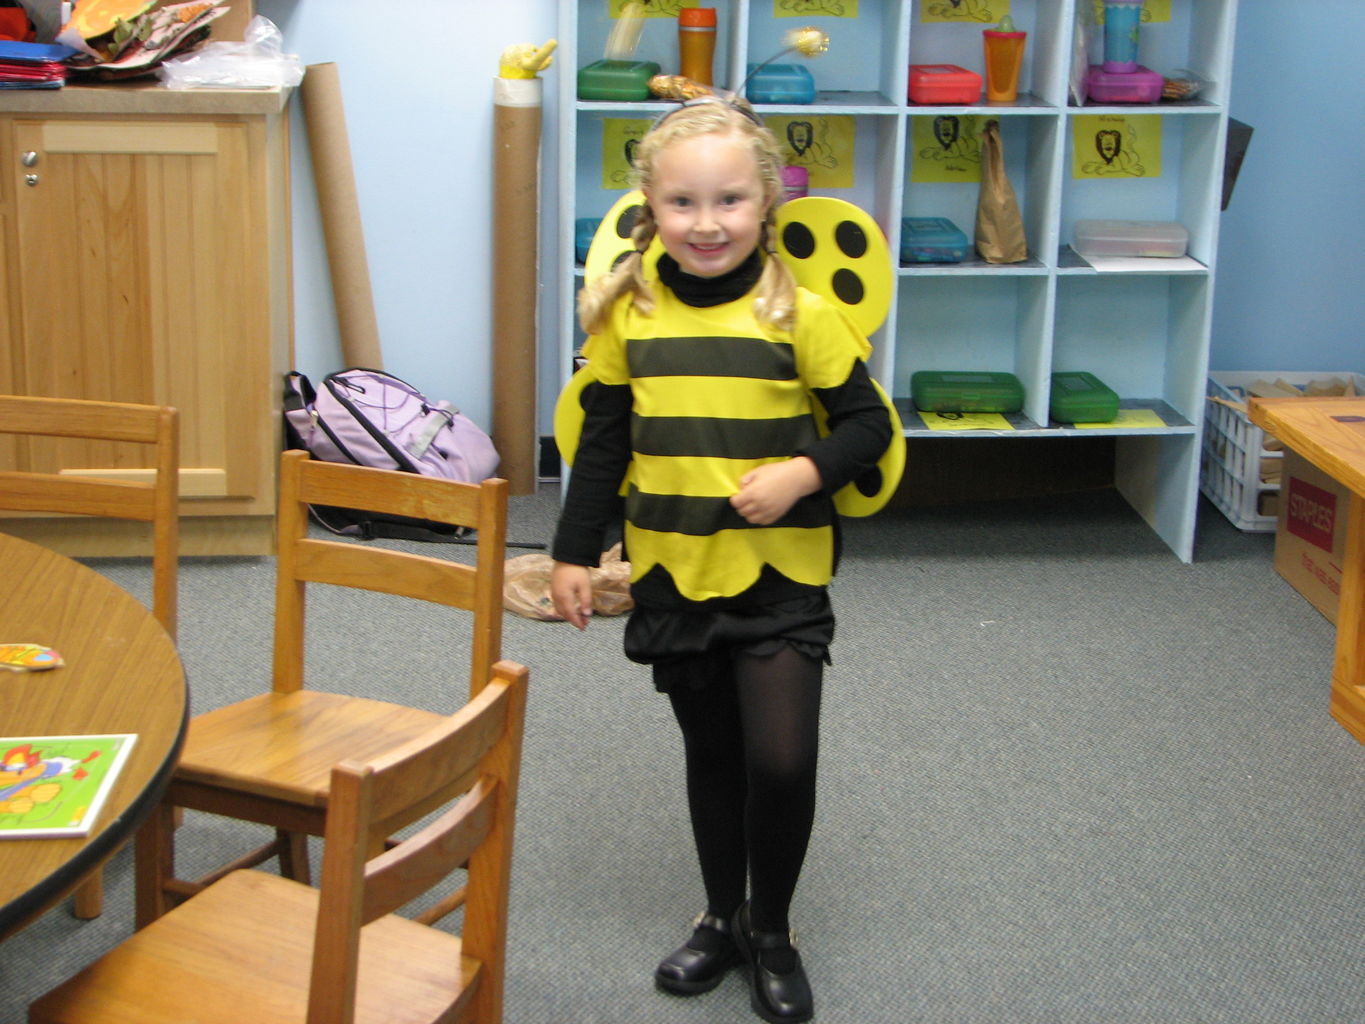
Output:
top-left (553, 257), bottom-right (890, 614)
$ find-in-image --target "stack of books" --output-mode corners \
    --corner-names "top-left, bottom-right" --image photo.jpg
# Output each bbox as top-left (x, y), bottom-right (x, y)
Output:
top-left (0, 41), bottom-right (77, 90)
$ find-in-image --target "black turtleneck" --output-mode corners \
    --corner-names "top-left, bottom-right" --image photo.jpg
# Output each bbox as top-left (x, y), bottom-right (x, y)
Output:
top-left (656, 250), bottom-right (763, 307)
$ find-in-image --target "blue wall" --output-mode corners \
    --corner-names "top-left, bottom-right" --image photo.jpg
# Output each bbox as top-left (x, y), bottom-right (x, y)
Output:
top-left (1211, 1), bottom-right (1365, 373)
top-left (257, 0), bottom-right (558, 432)
top-left (256, 1), bottom-right (1362, 437)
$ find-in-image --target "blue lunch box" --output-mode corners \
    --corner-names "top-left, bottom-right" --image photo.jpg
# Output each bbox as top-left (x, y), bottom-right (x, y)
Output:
top-left (900, 217), bottom-right (969, 264)
top-left (744, 63), bottom-right (816, 104)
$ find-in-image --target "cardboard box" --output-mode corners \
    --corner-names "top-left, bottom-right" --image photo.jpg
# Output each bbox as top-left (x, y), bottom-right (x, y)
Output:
top-left (211, 3), bottom-right (254, 42)
top-left (150, 1), bottom-right (254, 41)
top-left (1274, 450), bottom-right (1350, 623)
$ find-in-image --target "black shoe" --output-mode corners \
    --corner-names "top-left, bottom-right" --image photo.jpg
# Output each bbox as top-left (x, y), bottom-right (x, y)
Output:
top-left (732, 902), bottom-right (814, 1023)
top-left (654, 911), bottom-right (742, 995)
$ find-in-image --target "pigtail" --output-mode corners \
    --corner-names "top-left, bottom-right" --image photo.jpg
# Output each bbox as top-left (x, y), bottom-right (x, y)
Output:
top-left (625, 205), bottom-right (660, 318)
top-left (752, 218), bottom-right (797, 331)
top-left (577, 205), bottom-right (660, 335)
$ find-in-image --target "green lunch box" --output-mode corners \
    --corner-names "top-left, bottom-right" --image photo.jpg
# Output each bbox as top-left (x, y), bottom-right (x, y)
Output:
top-left (911, 370), bottom-right (1024, 413)
top-left (1049, 371), bottom-right (1120, 423)
top-left (577, 59), bottom-right (661, 101)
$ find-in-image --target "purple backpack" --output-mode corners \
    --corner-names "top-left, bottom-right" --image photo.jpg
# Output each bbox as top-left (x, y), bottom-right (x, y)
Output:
top-left (283, 368), bottom-right (499, 540)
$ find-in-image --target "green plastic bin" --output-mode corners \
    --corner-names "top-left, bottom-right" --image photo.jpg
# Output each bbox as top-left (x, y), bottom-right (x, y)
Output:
top-left (577, 59), bottom-right (661, 101)
top-left (1049, 371), bottom-right (1119, 423)
top-left (911, 370), bottom-right (1024, 413)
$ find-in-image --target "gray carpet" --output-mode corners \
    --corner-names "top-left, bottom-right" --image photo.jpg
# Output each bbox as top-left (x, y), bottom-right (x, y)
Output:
top-left (4, 487), bottom-right (1362, 1023)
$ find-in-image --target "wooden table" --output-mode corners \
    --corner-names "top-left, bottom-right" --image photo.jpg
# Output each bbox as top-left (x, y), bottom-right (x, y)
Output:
top-left (1248, 396), bottom-right (1365, 744)
top-left (0, 534), bottom-right (187, 940)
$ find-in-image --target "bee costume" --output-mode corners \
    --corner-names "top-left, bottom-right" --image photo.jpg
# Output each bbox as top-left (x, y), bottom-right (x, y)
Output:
top-left (553, 196), bottom-right (903, 678)
top-left (554, 134), bottom-right (903, 1017)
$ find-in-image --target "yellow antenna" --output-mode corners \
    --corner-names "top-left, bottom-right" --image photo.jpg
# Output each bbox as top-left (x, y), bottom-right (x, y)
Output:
top-left (604, 1), bottom-right (646, 60)
top-left (734, 26), bottom-right (829, 96)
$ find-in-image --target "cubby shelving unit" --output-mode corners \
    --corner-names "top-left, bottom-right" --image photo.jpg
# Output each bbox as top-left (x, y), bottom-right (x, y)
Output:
top-left (552, 0), bottom-right (1238, 562)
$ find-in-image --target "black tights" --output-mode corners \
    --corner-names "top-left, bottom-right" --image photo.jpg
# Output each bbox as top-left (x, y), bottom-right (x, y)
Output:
top-left (663, 644), bottom-right (822, 936)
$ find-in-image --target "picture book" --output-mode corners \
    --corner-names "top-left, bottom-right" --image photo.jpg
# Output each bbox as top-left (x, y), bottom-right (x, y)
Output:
top-left (0, 734), bottom-right (137, 839)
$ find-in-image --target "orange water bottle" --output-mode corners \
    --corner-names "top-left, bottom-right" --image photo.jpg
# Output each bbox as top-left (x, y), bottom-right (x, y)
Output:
top-left (678, 7), bottom-right (717, 86)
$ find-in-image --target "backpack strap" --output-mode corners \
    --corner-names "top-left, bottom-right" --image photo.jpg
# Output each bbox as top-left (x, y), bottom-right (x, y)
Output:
top-left (282, 371), bottom-right (317, 451)
top-left (406, 401), bottom-right (455, 460)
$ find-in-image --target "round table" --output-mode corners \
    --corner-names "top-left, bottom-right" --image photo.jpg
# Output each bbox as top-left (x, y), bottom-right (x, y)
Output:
top-left (0, 533), bottom-right (187, 940)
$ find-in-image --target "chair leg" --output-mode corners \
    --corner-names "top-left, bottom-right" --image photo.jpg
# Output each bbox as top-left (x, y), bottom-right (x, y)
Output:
top-left (134, 802), bottom-right (177, 929)
top-left (276, 828), bottom-right (312, 884)
top-left (71, 869), bottom-right (103, 919)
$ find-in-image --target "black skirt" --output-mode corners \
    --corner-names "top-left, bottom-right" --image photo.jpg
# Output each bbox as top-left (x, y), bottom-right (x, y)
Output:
top-left (625, 589), bottom-right (834, 693)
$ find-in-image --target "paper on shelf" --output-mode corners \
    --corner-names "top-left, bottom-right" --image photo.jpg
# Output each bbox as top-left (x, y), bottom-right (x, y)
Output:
top-left (1073, 408), bottom-right (1167, 429)
top-left (920, 412), bottom-right (1015, 431)
top-left (1082, 254), bottom-right (1205, 273)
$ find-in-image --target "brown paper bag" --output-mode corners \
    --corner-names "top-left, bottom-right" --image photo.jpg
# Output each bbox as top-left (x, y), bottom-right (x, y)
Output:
top-left (503, 542), bottom-right (634, 620)
top-left (974, 119), bottom-right (1028, 264)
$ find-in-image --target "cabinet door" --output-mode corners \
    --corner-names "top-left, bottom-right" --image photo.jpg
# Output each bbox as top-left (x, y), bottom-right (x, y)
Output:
top-left (6, 117), bottom-right (276, 509)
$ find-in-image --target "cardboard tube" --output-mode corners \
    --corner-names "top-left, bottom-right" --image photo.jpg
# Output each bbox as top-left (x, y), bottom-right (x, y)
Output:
top-left (492, 77), bottom-right (542, 495)
top-left (300, 62), bottom-right (384, 370)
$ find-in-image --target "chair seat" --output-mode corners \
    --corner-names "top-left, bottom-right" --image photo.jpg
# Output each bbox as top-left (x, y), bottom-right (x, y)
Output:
top-left (178, 691), bottom-right (448, 808)
top-left (29, 869), bottom-right (480, 1024)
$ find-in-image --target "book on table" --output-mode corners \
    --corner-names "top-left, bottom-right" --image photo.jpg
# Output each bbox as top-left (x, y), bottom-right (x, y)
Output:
top-left (0, 734), bottom-right (138, 839)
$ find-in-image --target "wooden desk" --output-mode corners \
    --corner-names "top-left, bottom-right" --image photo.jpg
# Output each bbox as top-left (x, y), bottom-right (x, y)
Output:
top-left (1248, 396), bottom-right (1365, 744)
top-left (0, 534), bottom-right (187, 940)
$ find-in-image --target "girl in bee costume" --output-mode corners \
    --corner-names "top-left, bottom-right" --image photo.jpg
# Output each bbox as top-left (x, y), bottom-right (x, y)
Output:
top-left (551, 97), bottom-right (894, 1024)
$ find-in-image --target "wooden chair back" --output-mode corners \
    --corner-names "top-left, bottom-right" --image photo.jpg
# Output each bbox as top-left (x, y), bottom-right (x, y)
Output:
top-left (29, 659), bottom-right (529, 1024)
top-left (0, 394), bottom-right (179, 638)
top-left (308, 658), bottom-right (529, 1024)
top-left (273, 449), bottom-right (507, 698)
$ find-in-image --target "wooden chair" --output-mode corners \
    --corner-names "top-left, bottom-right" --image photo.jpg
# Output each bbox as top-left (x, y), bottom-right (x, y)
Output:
top-left (31, 658), bottom-right (530, 1024)
top-left (135, 450), bottom-right (509, 927)
top-left (0, 394), bottom-right (179, 636)
top-left (0, 394), bottom-right (179, 921)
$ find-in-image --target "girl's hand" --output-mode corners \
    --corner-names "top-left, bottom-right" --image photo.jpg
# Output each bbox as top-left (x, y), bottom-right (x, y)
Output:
top-left (730, 456), bottom-right (821, 525)
top-left (551, 561), bottom-right (595, 630)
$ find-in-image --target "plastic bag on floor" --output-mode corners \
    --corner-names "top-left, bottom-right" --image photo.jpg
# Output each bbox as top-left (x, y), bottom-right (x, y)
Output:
top-left (503, 542), bottom-right (633, 621)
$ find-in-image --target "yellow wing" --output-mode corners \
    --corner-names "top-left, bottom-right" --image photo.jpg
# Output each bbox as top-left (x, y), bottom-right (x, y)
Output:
top-left (775, 197), bottom-right (893, 338)
top-left (560, 192), bottom-right (902, 515)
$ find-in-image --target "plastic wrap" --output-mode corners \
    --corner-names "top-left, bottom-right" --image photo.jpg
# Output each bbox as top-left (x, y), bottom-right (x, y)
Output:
top-left (157, 15), bottom-right (302, 90)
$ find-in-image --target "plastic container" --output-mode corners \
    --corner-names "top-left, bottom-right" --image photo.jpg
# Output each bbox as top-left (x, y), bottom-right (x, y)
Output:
top-left (981, 31), bottom-right (1026, 102)
top-left (899, 217), bottom-right (969, 264)
top-left (1085, 65), bottom-right (1162, 104)
top-left (1049, 371), bottom-right (1119, 423)
top-left (1201, 371), bottom-right (1365, 532)
top-left (678, 7), bottom-right (716, 86)
top-left (574, 218), bottom-right (600, 264)
top-left (1160, 69), bottom-right (1207, 102)
top-left (577, 59), bottom-right (662, 101)
top-left (911, 370), bottom-right (1024, 413)
top-left (1073, 219), bottom-right (1188, 258)
top-left (907, 64), bottom-right (981, 105)
top-left (745, 63), bottom-right (815, 104)
top-left (781, 166), bottom-right (808, 201)
top-left (1102, 0), bottom-right (1145, 73)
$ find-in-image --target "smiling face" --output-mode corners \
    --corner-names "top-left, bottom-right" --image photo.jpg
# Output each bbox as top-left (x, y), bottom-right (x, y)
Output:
top-left (645, 130), bottom-right (770, 279)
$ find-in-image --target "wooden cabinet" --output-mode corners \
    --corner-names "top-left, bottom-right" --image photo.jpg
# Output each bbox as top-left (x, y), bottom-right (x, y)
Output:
top-left (0, 84), bottom-right (292, 555)
top-left (553, 0), bottom-right (1238, 562)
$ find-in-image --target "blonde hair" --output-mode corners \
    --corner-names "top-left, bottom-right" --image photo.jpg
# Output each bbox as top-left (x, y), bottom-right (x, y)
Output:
top-left (577, 98), bottom-right (798, 335)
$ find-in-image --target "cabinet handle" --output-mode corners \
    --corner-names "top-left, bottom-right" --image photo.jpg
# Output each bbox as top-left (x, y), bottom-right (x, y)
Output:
top-left (20, 151), bottom-right (37, 167)
top-left (24, 174), bottom-right (37, 187)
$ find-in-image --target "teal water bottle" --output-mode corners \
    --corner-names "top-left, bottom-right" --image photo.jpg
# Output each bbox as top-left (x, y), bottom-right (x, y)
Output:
top-left (1102, 0), bottom-right (1143, 73)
